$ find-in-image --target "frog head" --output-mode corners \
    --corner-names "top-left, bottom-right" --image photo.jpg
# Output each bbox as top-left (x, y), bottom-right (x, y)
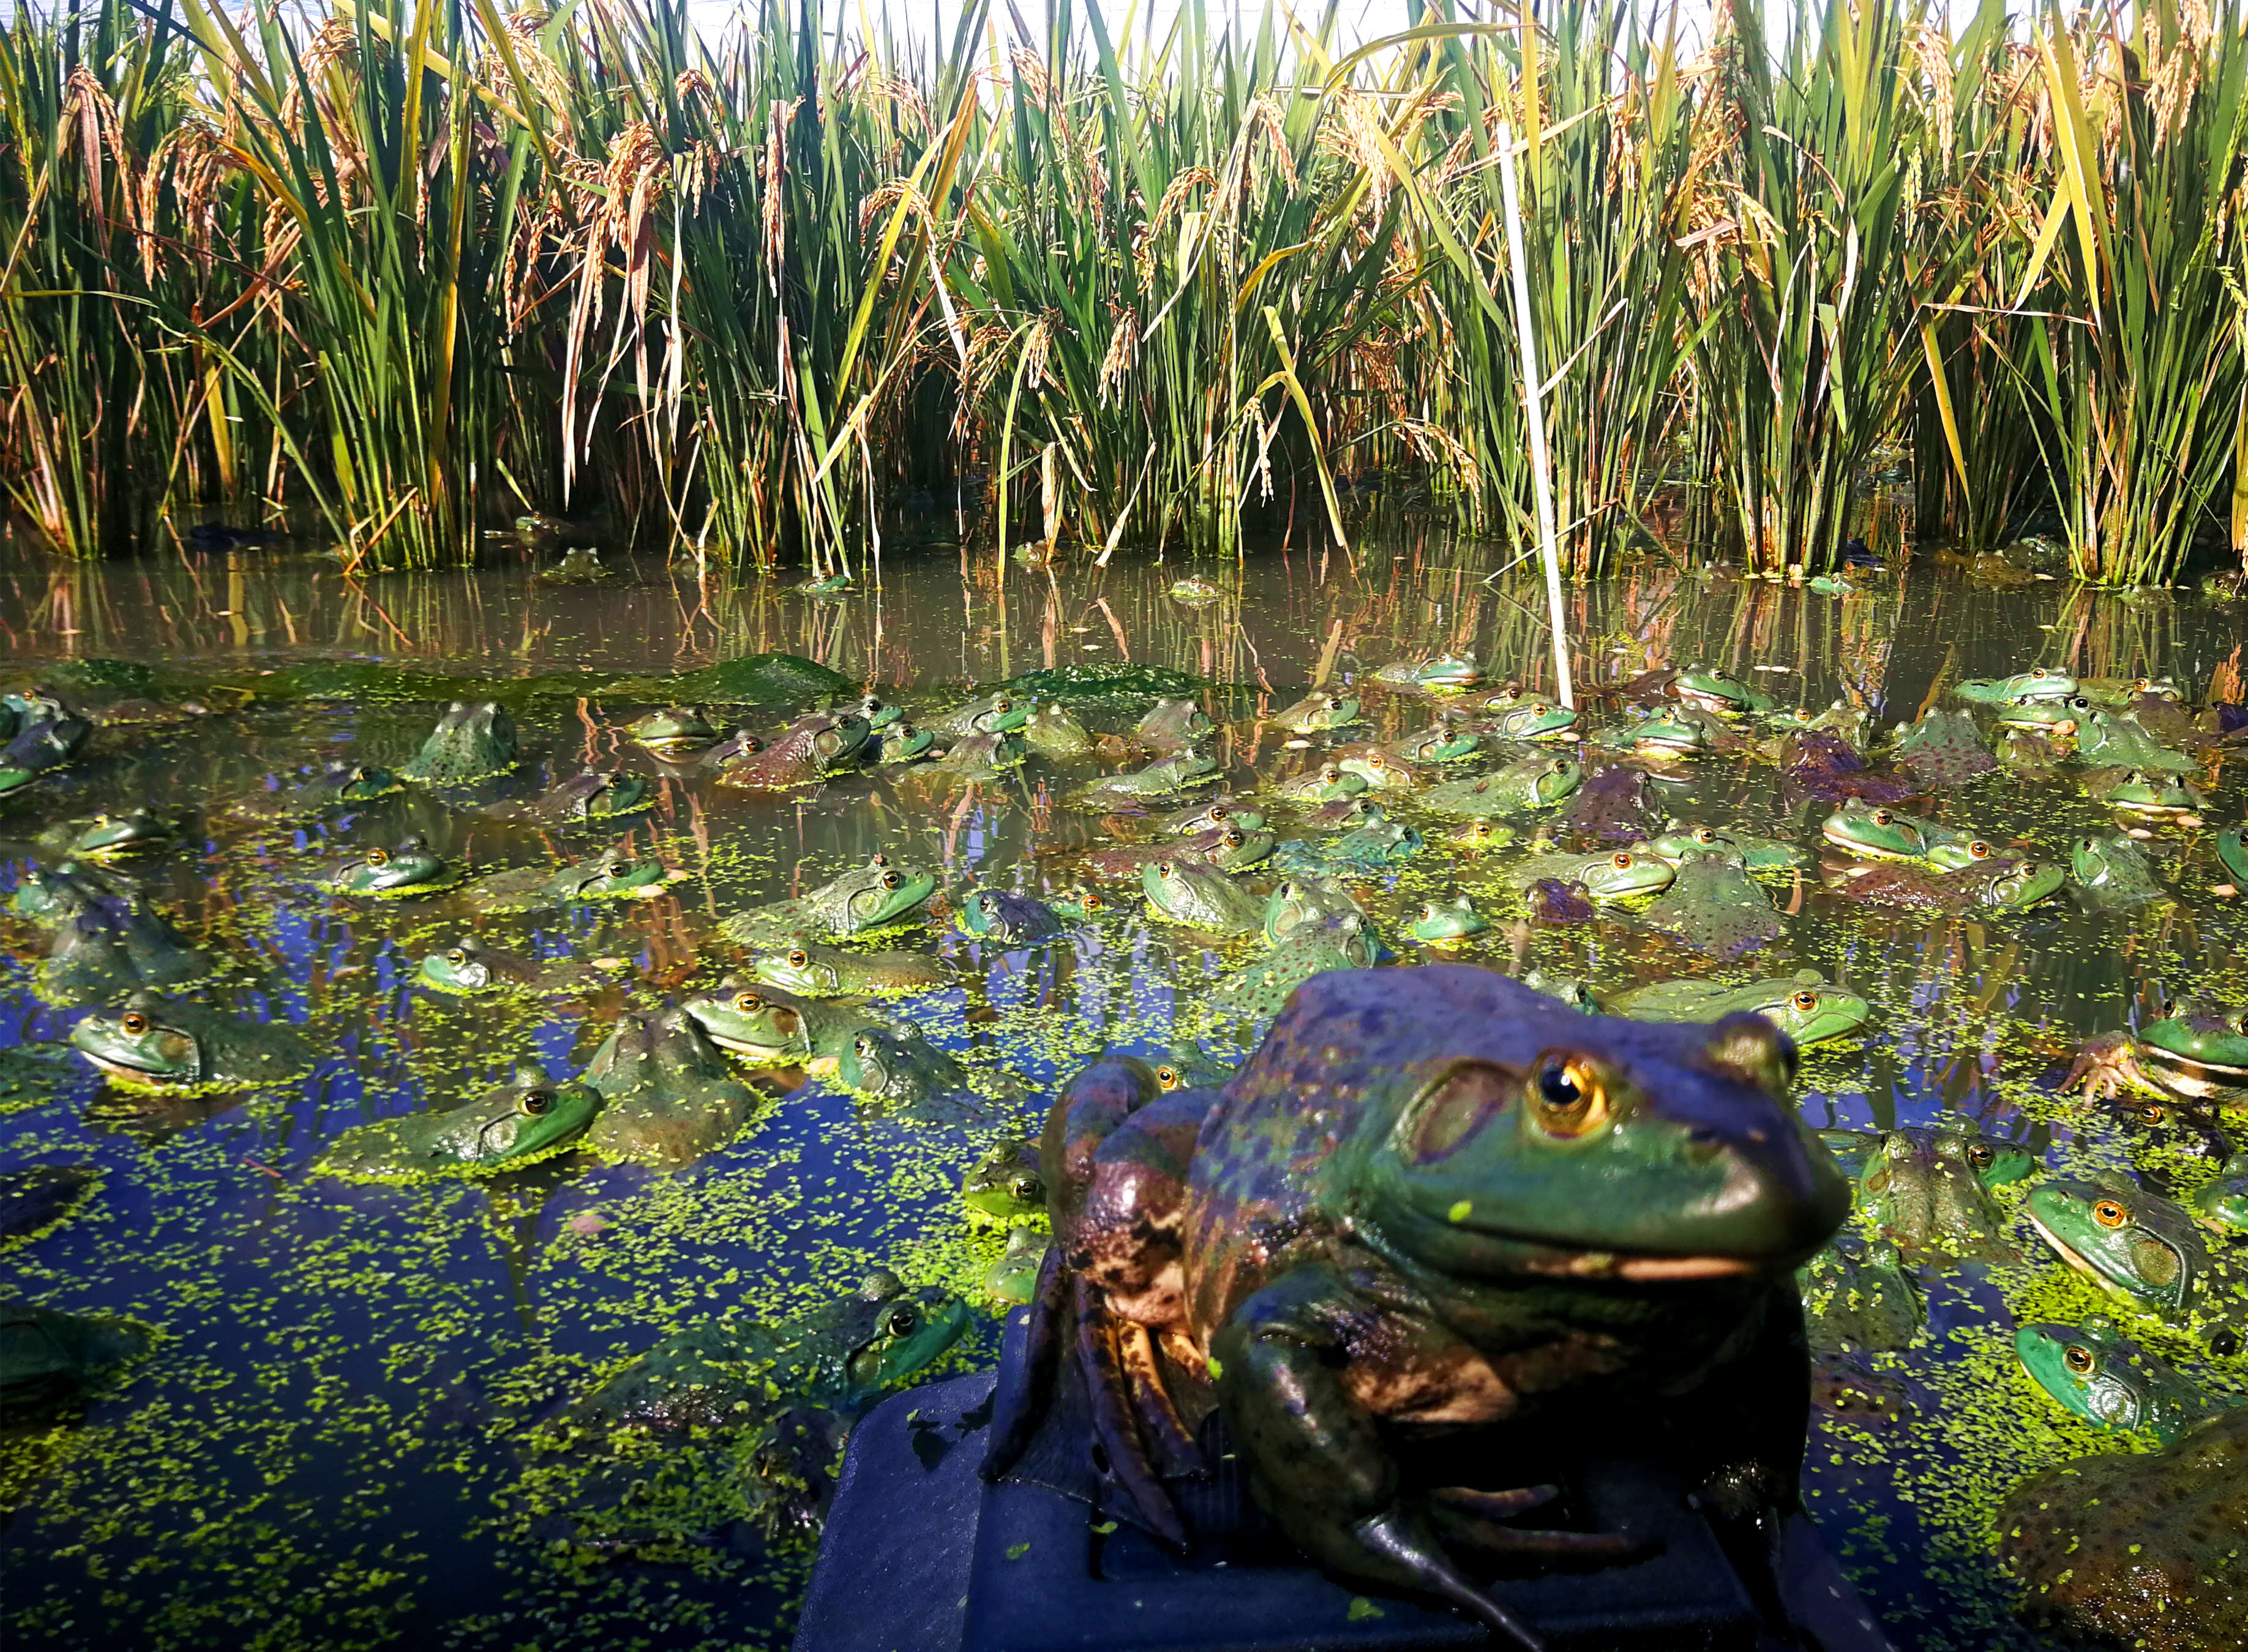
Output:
top-left (333, 835), bottom-right (448, 896)
top-left (877, 722), bottom-right (935, 764)
top-left (2096, 769), bottom-right (2201, 815)
top-left (628, 705), bottom-right (716, 749)
top-left (1168, 798), bottom-right (1265, 836)
top-left (69, 809), bottom-right (174, 856)
top-left (825, 1272), bottom-right (972, 1410)
top-left (1410, 654), bottom-right (1482, 690)
top-left (2014, 1316), bottom-right (2195, 1435)
top-left (830, 858), bottom-right (936, 930)
top-left (1393, 723), bottom-right (1482, 764)
top-left (1282, 763), bottom-right (1365, 801)
top-left (403, 700), bottom-right (517, 782)
top-left (1577, 848), bottom-right (1674, 901)
top-left (1049, 885), bottom-right (1112, 923)
top-left (1513, 752), bottom-right (1586, 808)
top-left (1261, 876), bottom-right (1358, 944)
top-left (566, 849), bottom-right (669, 900)
top-left (2070, 832), bottom-right (2154, 891)
top-left (683, 981), bottom-right (814, 1063)
top-left (1285, 692), bottom-right (1360, 731)
top-left (1670, 663), bottom-right (1761, 714)
top-left (2024, 1179), bottom-right (2209, 1316)
top-left (962, 1140), bottom-right (1047, 1224)
top-left (1757, 972), bottom-right (1873, 1046)
top-left (1452, 818), bottom-right (1518, 851)
top-left (1995, 693), bottom-right (2088, 734)
top-left (853, 692), bottom-right (902, 731)
top-left (836, 1028), bottom-right (948, 1101)
top-left (1336, 749), bottom-right (1413, 791)
top-left (1977, 856), bottom-right (2066, 910)
top-left (956, 888), bottom-right (1016, 938)
top-left (456, 1063), bottom-right (604, 1165)
top-left (1821, 801), bottom-right (1928, 860)
top-left (2140, 999), bottom-right (2248, 1093)
top-left (754, 936), bottom-right (845, 996)
top-left (1482, 698), bottom-right (1578, 741)
top-left (1137, 699), bottom-right (1213, 743)
top-left (70, 992), bottom-right (209, 1085)
top-left (1352, 977), bottom-right (1849, 1276)
top-left (324, 764), bottom-right (404, 804)
top-left (419, 938), bottom-right (505, 993)
top-left (1409, 897), bottom-right (1488, 942)
top-left (566, 771), bottom-right (651, 820)
top-left (1628, 709), bottom-right (1711, 755)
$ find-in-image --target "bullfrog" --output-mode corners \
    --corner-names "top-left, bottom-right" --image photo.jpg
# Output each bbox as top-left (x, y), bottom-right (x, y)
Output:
top-left (927, 693), bottom-right (1032, 739)
top-left (1296, 794), bottom-right (1386, 835)
top-left (10, 860), bottom-right (133, 927)
top-left (536, 546), bottom-right (610, 583)
top-left (463, 846), bottom-right (674, 913)
top-left (796, 570), bottom-right (853, 596)
top-left (1372, 652), bottom-right (1481, 691)
top-left (1409, 897), bottom-right (1487, 942)
top-left (1780, 730), bottom-right (1920, 805)
top-left (2084, 766), bottom-right (2205, 819)
top-left (1608, 706), bottom-right (1725, 758)
top-left (539, 1271), bottom-right (970, 1549)
top-left (399, 701), bottom-right (517, 784)
top-left (1022, 703), bottom-right (1094, 758)
top-left (1659, 662), bottom-right (1772, 715)
top-left (917, 730), bottom-right (1025, 783)
top-left (1560, 762), bottom-right (1660, 839)
top-left (1085, 823), bottom-right (1276, 881)
top-left (1641, 821), bottom-right (1804, 873)
top-left (329, 835), bottom-right (456, 898)
top-left (720, 855), bottom-right (937, 944)
top-left (2024, 1178), bottom-right (2243, 1355)
top-left (964, 1138), bottom-right (1046, 1227)
top-left (1423, 753), bottom-right (1583, 817)
top-left (1797, 1238), bottom-right (1925, 1352)
top-left (751, 936), bottom-right (948, 997)
top-left (1890, 706), bottom-right (1996, 786)
top-left (714, 711), bottom-right (872, 788)
top-left (1640, 851), bottom-right (1784, 958)
top-left (1332, 744), bottom-right (1426, 792)
top-left (2097, 1089), bottom-right (2233, 1169)
top-left (2063, 998), bottom-right (2248, 1104)
top-left (227, 763), bottom-right (404, 822)
top-left (1469, 690), bottom-right (1578, 741)
top-left (983, 967), bottom-right (1849, 1641)
top-left (2074, 706), bottom-right (2198, 773)
top-left (1207, 910), bottom-right (1381, 1027)
top-left (628, 706), bottom-right (717, 753)
top-left (847, 693), bottom-right (902, 733)
top-left (2192, 1154), bottom-right (2248, 1233)
top-left (1606, 970), bottom-right (1870, 1047)
top-left (484, 769), bottom-right (651, 826)
top-left (1169, 577), bottom-right (1223, 605)
top-left (416, 937), bottom-right (610, 996)
top-left (1993, 692), bottom-right (2089, 736)
top-left (36, 809), bottom-right (178, 859)
top-left (583, 1009), bottom-right (763, 1165)
top-left (984, 1225), bottom-right (1050, 1306)
top-left (874, 722), bottom-right (935, 766)
top-left (0, 716), bottom-right (90, 794)
top-left (1261, 874), bottom-right (1365, 944)
top-left (1382, 720), bottom-right (1482, 766)
top-left (1954, 665), bottom-right (2077, 704)
top-left (2015, 1316), bottom-right (2220, 1443)
top-left (1142, 859), bottom-right (1264, 935)
top-left (1851, 1124), bottom-right (2027, 1261)
top-left (315, 1060), bottom-right (601, 1178)
top-left (1452, 818), bottom-right (1519, 851)
top-left (1999, 1405), bottom-right (2245, 1652)
top-left (955, 888), bottom-right (1066, 947)
top-left (70, 992), bottom-right (315, 1090)
top-left (1268, 690), bottom-right (1360, 733)
top-left (680, 980), bottom-right (892, 1069)
top-left (2218, 826), bottom-right (2247, 886)
top-left (1819, 799), bottom-right (1945, 862)
top-left (1132, 699), bottom-right (1213, 752)
top-left (1156, 797), bottom-right (1266, 836)
top-left (2079, 673), bottom-right (2181, 708)
top-left (2, 1299), bottom-right (150, 1421)
top-left (832, 1026), bottom-right (990, 1122)
top-left (1076, 750), bottom-right (1219, 801)
top-left (1270, 818), bottom-right (1423, 875)
top-left (1829, 854), bottom-right (2065, 913)
top-left (1271, 762), bottom-right (1366, 803)
top-left (1816, 1124), bottom-right (2037, 1192)
top-left (1500, 847), bottom-right (1674, 904)
top-left (39, 897), bottom-right (211, 1004)
top-left (2070, 831), bottom-right (2170, 905)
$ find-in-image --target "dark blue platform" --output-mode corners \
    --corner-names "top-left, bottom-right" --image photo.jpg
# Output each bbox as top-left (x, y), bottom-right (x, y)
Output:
top-left (794, 1314), bottom-right (1897, 1652)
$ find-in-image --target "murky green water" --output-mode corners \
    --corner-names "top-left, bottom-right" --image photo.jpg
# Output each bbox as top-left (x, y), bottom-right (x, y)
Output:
top-left (1, 532), bottom-right (2242, 1650)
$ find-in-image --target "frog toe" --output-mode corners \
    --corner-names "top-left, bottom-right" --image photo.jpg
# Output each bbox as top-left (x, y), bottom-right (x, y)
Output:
top-left (1353, 1508), bottom-right (1548, 1651)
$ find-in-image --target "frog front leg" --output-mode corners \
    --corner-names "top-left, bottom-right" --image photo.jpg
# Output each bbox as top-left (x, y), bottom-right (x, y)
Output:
top-left (1212, 1263), bottom-right (1636, 1652)
top-left (2059, 1031), bottom-right (2154, 1100)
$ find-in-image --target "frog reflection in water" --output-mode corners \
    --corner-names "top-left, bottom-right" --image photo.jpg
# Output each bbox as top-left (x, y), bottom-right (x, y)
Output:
top-left (983, 966), bottom-right (1848, 1646)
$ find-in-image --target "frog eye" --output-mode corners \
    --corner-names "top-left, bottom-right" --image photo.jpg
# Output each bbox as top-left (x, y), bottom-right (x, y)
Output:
top-left (787, 949), bottom-right (809, 968)
top-left (992, 698), bottom-right (1012, 714)
top-left (520, 1089), bottom-right (553, 1115)
top-left (1966, 1141), bottom-right (1994, 1171)
top-left (1156, 860), bottom-right (1177, 878)
top-left (350, 766), bottom-right (373, 782)
top-left (121, 1011), bottom-right (148, 1035)
top-left (1611, 852), bottom-right (1634, 869)
top-left (1368, 755), bottom-right (1388, 771)
top-left (2140, 1104), bottom-right (2167, 1126)
top-left (605, 861), bottom-right (631, 878)
top-left (1967, 841), bottom-right (1992, 859)
top-left (1010, 1176), bottom-right (1042, 1203)
top-left (1221, 829), bottom-right (1244, 849)
top-left (1791, 990), bottom-right (1819, 1014)
top-left (1531, 1055), bottom-right (1611, 1138)
top-left (2063, 1342), bottom-right (2095, 1375)
top-left (855, 1034), bottom-right (878, 1059)
top-left (733, 992), bottom-right (763, 1013)
top-left (884, 1304), bottom-right (920, 1339)
top-left (1320, 765), bottom-right (1343, 783)
top-left (1870, 810), bottom-right (1892, 826)
top-left (1207, 805), bottom-right (1230, 822)
top-left (1420, 904), bottom-right (1437, 920)
top-left (1531, 703), bottom-right (1548, 716)
top-left (2030, 668), bottom-right (2050, 680)
top-left (367, 847), bottom-right (390, 867)
top-left (1155, 1065), bottom-right (1181, 1088)
top-left (880, 871), bottom-right (901, 890)
top-left (447, 949), bottom-right (466, 966)
top-left (1695, 828), bottom-right (1718, 844)
top-left (2093, 1198), bottom-right (2129, 1228)
top-left (1081, 891), bottom-right (1104, 911)
top-left (975, 893), bottom-right (995, 913)
top-left (1549, 760), bottom-right (1569, 774)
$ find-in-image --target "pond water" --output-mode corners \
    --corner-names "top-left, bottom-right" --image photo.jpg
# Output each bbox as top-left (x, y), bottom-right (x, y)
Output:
top-left (0, 530), bottom-right (2242, 1651)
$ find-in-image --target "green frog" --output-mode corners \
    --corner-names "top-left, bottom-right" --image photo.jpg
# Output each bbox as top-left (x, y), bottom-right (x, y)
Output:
top-left (721, 856), bottom-right (937, 945)
top-left (1639, 851), bottom-right (1784, 959)
top-left (1610, 706), bottom-right (1723, 758)
top-left (1562, 764), bottom-right (1663, 839)
top-left (1408, 897), bottom-right (1488, 942)
top-left (1993, 693), bottom-right (2089, 736)
top-left (227, 763), bottom-right (404, 822)
top-left (983, 1226), bottom-right (1050, 1306)
top-left (583, 1009), bottom-right (763, 1165)
top-left (2024, 1178), bottom-right (2243, 1355)
top-left (1851, 1124), bottom-right (2028, 1261)
top-left (2062, 998), bottom-right (2248, 1104)
top-left (1142, 859), bottom-right (1265, 935)
top-left (1660, 662), bottom-right (1773, 715)
top-left (1208, 912), bottom-right (1381, 1028)
top-left (1384, 720), bottom-right (1482, 764)
top-left (2192, 1154), bottom-right (2248, 1233)
top-left (1999, 1405), bottom-right (2245, 1652)
top-left (1373, 652), bottom-right (1482, 692)
top-left (1271, 819), bottom-right (1423, 875)
top-left (875, 722), bottom-right (936, 766)
top-left (329, 835), bottom-right (456, 898)
top-left (751, 936), bottom-right (948, 997)
top-left (37, 897), bottom-right (210, 1006)
top-left (955, 888), bottom-right (1066, 946)
top-left (1271, 762), bottom-right (1366, 803)
top-left (927, 693), bottom-right (1032, 739)
top-left (485, 769), bottom-right (652, 826)
top-left (1079, 750), bottom-right (1220, 802)
top-left (463, 847), bottom-right (674, 913)
top-left (1022, 703), bottom-right (1094, 758)
top-left (1641, 821), bottom-right (1805, 873)
top-left (2070, 831), bottom-right (2170, 905)
top-left (1469, 690), bottom-right (1578, 741)
top-left (2015, 1316), bottom-right (2220, 1443)
top-left (963, 1138), bottom-right (1046, 1227)
top-left (1819, 799), bottom-right (1941, 861)
top-left (1133, 699), bottom-right (1213, 752)
top-left (1890, 706), bottom-right (1996, 786)
top-left (1452, 818), bottom-right (1519, 852)
top-left (2079, 673), bottom-right (2181, 708)
top-left (536, 546), bottom-right (610, 583)
top-left (714, 711), bottom-right (873, 788)
top-left (70, 992), bottom-right (315, 1091)
top-left (1829, 854), bottom-right (2065, 913)
top-left (1088, 823), bottom-right (1276, 881)
top-left (2083, 766), bottom-right (2205, 819)
top-left (1268, 690), bottom-right (1360, 733)
top-left (1501, 847), bottom-right (1674, 904)
top-left (1157, 797), bottom-right (1267, 836)
top-left (316, 1061), bottom-right (601, 1179)
top-left (680, 979), bottom-right (892, 1070)
top-left (1954, 666), bottom-right (2077, 705)
top-left (0, 716), bottom-right (88, 796)
top-left (399, 701), bottom-right (518, 784)
top-left (2074, 706), bottom-right (2198, 773)
top-left (1333, 744), bottom-right (1426, 792)
top-left (1605, 970), bottom-right (1870, 1047)
top-left (1261, 875), bottom-right (1365, 945)
top-left (10, 861), bottom-right (132, 927)
top-left (1423, 753), bottom-right (1584, 817)
top-left (1169, 577), bottom-right (1223, 605)
top-left (832, 1027), bottom-right (989, 1121)
top-left (627, 706), bottom-right (717, 753)
top-left (914, 730), bottom-right (1025, 783)
top-left (847, 693), bottom-right (902, 733)
top-left (983, 967), bottom-right (1849, 1641)
top-left (1797, 1238), bottom-right (1925, 1352)
top-left (2, 1299), bottom-right (150, 1420)
top-left (416, 937), bottom-right (609, 996)
top-left (2214, 826), bottom-right (2246, 886)
top-left (37, 809), bottom-right (177, 859)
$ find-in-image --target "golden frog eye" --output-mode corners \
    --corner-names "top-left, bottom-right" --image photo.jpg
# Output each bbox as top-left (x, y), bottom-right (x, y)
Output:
top-left (733, 991), bottom-right (763, 1013)
top-left (1791, 990), bottom-right (1819, 1014)
top-left (1326, 697), bottom-right (1344, 712)
top-left (520, 1089), bottom-right (553, 1116)
top-left (1968, 840), bottom-right (1992, 859)
top-left (121, 1011), bottom-right (148, 1035)
top-left (1320, 766), bottom-right (1343, 783)
top-left (1420, 903), bottom-right (1438, 920)
top-left (787, 949), bottom-right (809, 968)
top-left (1156, 1066), bottom-right (1181, 1089)
top-left (1156, 860), bottom-right (1178, 878)
top-left (2093, 1198), bottom-right (2129, 1228)
top-left (1966, 1142), bottom-right (1993, 1171)
top-left (1871, 810), bottom-right (1892, 826)
top-left (1695, 828), bottom-right (1719, 844)
top-left (1549, 759), bottom-right (1569, 774)
top-left (2141, 1104), bottom-right (2167, 1126)
top-left (605, 862), bottom-right (631, 878)
top-left (1010, 1176), bottom-right (1041, 1202)
top-left (2031, 668), bottom-right (2050, 679)
top-left (884, 1304), bottom-right (920, 1339)
top-left (1368, 755), bottom-right (1387, 770)
top-left (367, 847), bottom-right (390, 867)
top-left (1082, 891), bottom-right (1104, 911)
top-left (2064, 1343), bottom-right (2095, 1375)
top-left (1531, 703), bottom-right (1548, 716)
top-left (880, 870), bottom-right (901, 890)
top-left (992, 698), bottom-right (1011, 714)
top-left (351, 766), bottom-right (372, 783)
top-left (448, 949), bottom-right (466, 966)
top-left (1531, 1055), bottom-right (1609, 1138)
top-left (1611, 852), bottom-right (1634, 869)
top-left (1222, 829), bottom-right (1244, 849)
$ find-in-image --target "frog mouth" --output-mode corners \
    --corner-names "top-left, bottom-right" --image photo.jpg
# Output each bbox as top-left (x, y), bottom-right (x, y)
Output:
top-left (2022, 1208), bottom-right (2104, 1285)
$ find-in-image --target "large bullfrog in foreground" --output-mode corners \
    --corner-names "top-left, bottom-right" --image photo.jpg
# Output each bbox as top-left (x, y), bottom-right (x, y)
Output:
top-left (1999, 1405), bottom-right (2245, 1652)
top-left (983, 965), bottom-right (1849, 1646)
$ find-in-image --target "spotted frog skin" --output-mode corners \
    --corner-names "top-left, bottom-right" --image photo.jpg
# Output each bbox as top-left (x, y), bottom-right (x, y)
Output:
top-left (983, 966), bottom-right (1847, 1646)
top-left (2015, 1316), bottom-right (2218, 1444)
top-left (1829, 855), bottom-right (2064, 913)
top-left (1500, 846), bottom-right (1673, 903)
top-left (1422, 753), bottom-right (1583, 817)
top-left (1022, 703), bottom-right (1094, 758)
top-left (928, 693), bottom-right (1033, 739)
top-left (315, 1060), bottom-right (599, 1178)
top-left (399, 701), bottom-right (517, 784)
top-left (1208, 911), bottom-right (1381, 1028)
top-left (721, 856), bottom-right (937, 945)
top-left (1268, 691), bottom-right (1360, 733)
top-left (70, 991), bottom-right (315, 1091)
top-left (583, 1009), bottom-right (762, 1165)
top-left (1141, 859), bottom-right (1265, 936)
top-left (1079, 750), bottom-right (1220, 801)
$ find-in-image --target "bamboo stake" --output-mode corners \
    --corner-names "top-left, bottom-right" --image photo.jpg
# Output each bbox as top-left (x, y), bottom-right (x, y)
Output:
top-left (1496, 122), bottom-right (1574, 709)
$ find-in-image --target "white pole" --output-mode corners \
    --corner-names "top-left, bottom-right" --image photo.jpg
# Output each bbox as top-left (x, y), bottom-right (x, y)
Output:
top-left (1496, 121), bottom-right (1575, 710)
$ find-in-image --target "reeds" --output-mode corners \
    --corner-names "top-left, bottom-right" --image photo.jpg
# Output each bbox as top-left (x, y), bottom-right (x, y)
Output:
top-left (6, 0), bottom-right (2248, 582)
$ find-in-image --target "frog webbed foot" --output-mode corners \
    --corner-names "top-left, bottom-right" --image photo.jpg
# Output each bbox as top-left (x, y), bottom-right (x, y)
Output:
top-left (1426, 1484), bottom-right (1654, 1561)
top-left (2059, 1031), bottom-right (2146, 1099)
